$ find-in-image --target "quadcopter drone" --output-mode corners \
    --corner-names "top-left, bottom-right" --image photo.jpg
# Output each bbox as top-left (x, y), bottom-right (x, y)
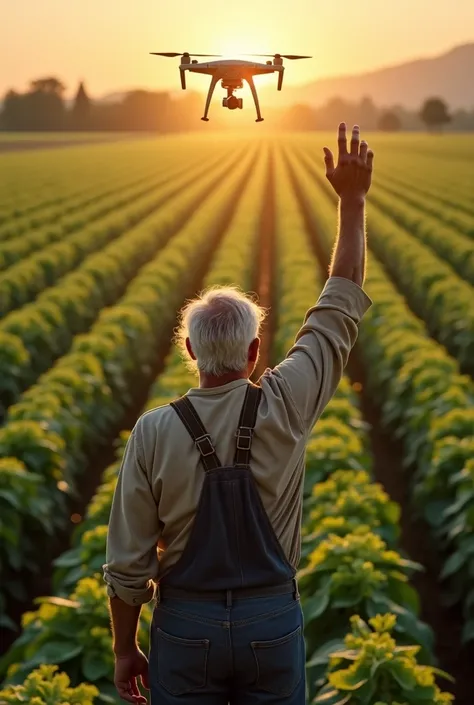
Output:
top-left (150, 52), bottom-right (311, 122)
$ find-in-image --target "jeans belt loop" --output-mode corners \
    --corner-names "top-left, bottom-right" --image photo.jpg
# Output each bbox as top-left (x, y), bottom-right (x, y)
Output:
top-left (226, 589), bottom-right (232, 608)
top-left (155, 583), bottom-right (161, 605)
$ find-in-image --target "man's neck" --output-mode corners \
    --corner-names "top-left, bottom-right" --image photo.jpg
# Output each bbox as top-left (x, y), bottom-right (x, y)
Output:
top-left (199, 371), bottom-right (249, 389)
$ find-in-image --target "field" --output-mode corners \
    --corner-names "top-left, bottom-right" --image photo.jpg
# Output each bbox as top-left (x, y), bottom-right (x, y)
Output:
top-left (0, 132), bottom-right (473, 704)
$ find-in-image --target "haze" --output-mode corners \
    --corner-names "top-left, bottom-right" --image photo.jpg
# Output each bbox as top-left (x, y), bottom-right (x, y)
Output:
top-left (2, 0), bottom-right (474, 98)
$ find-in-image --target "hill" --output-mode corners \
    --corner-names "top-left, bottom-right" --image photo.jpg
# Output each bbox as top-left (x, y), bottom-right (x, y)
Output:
top-left (265, 43), bottom-right (474, 110)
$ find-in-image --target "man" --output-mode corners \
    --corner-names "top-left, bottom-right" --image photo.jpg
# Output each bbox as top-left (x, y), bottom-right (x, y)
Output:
top-left (104, 123), bottom-right (374, 704)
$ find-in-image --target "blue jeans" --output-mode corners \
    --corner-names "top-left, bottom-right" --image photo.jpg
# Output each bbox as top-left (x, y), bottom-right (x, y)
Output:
top-left (149, 591), bottom-right (306, 704)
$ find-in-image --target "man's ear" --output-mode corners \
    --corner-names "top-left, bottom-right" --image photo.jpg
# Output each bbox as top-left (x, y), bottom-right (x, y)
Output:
top-left (186, 337), bottom-right (197, 361)
top-left (248, 338), bottom-right (260, 363)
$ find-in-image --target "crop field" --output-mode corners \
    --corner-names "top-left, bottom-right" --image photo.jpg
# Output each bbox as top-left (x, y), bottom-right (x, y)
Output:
top-left (0, 132), bottom-right (473, 704)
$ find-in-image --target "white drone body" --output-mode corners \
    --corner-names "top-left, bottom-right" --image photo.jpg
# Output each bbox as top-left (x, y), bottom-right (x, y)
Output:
top-left (150, 52), bottom-right (311, 122)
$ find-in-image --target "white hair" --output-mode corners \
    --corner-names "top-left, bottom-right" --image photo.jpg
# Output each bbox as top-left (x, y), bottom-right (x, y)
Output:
top-left (177, 286), bottom-right (266, 376)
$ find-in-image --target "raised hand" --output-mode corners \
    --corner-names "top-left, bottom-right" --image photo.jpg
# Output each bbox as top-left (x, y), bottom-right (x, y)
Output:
top-left (323, 123), bottom-right (374, 204)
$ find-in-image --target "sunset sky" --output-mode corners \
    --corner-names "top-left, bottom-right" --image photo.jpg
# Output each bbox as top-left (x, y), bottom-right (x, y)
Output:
top-left (2, 0), bottom-right (474, 99)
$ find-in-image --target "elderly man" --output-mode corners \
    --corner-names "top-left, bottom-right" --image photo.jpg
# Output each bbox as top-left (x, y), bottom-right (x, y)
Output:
top-left (104, 123), bottom-right (374, 705)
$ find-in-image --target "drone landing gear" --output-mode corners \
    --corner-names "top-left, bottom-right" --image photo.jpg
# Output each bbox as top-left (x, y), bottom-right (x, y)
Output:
top-left (202, 75), bottom-right (220, 122)
top-left (245, 76), bottom-right (264, 122)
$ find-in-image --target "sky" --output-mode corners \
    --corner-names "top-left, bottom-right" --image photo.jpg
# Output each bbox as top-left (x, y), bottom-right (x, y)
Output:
top-left (2, 0), bottom-right (474, 99)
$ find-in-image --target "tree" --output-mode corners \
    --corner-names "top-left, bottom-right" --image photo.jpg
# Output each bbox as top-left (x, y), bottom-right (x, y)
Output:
top-left (72, 81), bottom-right (91, 129)
top-left (378, 110), bottom-right (402, 132)
top-left (420, 97), bottom-right (451, 132)
top-left (29, 77), bottom-right (66, 96)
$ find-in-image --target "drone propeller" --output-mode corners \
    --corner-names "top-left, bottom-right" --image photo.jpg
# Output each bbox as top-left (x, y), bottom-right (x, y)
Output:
top-left (246, 53), bottom-right (312, 60)
top-left (150, 52), bottom-right (222, 57)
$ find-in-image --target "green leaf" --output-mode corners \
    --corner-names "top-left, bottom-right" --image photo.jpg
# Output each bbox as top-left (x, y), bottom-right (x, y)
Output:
top-left (82, 651), bottom-right (112, 682)
top-left (53, 547), bottom-right (81, 567)
top-left (388, 658), bottom-right (417, 690)
top-left (302, 587), bottom-right (330, 624)
top-left (440, 550), bottom-right (466, 580)
top-left (305, 639), bottom-right (347, 669)
top-left (30, 640), bottom-right (83, 666)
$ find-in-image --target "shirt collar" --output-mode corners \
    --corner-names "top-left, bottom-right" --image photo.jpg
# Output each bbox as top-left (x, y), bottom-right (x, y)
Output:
top-left (186, 378), bottom-right (251, 396)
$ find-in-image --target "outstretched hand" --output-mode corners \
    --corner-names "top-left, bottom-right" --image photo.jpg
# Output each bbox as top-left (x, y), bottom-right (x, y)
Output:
top-left (323, 123), bottom-right (374, 204)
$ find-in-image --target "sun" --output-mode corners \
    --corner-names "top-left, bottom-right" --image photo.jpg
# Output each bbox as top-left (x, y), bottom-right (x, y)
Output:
top-left (217, 34), bottom-right (272, 60)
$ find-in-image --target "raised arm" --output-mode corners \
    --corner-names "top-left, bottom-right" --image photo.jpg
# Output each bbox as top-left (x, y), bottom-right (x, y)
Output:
top-left (323, 123), bottom-right (374, 287)
top-left (270, 124), bottom-right (373, 432)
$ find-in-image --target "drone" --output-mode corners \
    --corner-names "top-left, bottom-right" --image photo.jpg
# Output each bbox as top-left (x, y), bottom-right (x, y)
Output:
top-left (150, 52), bottom-right (311, 122)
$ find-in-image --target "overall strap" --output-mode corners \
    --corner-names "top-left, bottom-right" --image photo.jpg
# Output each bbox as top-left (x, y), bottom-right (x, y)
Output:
top-left (170, 396), bottom-right (221, 471)
top-left (234, 384), bottom-right (262, 467)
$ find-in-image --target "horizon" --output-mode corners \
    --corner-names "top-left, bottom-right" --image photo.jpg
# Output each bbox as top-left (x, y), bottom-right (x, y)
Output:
top-left (2, 0), bottom-right (474, 99)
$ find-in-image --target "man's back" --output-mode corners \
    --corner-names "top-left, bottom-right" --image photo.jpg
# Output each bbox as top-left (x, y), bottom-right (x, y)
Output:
top-left (105, 275), bottom-right (371, 602)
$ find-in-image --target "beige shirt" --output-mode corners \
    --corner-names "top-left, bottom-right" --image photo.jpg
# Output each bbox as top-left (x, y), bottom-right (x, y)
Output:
top-left (104, 276), bottom-right (372, 606)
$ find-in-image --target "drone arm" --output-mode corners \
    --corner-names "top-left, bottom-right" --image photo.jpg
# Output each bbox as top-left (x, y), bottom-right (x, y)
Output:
top-left (202, 74), bottom-right (220, 121)
top-left (180, 67), bottom-right (186, 90)
top-left (277, 67), bottom-right (284, 91)
top-left (245, 75), bottom-right (263, 122)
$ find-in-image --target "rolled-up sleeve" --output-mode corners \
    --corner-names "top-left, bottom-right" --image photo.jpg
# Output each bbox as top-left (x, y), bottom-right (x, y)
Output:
top-left (272, 276), bottom-right (372, 432)
top-left (103, 420), bottom-right (160, 606)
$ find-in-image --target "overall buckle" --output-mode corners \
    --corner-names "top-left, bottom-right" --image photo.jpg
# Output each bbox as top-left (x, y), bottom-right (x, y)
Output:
top-left (236, 427), bottom-right (252, 451)
top-left (195, 434), bottom-right (215, 457)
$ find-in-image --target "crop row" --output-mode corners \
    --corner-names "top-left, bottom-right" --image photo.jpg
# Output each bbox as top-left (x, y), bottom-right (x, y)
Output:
top-left (374, 178), bottom-right (474, 241)
top-left (288, 144), bottom-right (474, 372)
top-left (0, 145), bottom-right (268, 701)
top-left (282, 147), bottom-right (474, 646)
top-left (0, 168), bottom-right (159, 245)
top-left (0, 138), bottom-right (195, 225)
top-left (0, 148), bottom-right (238, 410)
top-left (0, 147), bottom-right (259, 621)
top-left (373, 138), bottom-right (474, 204)
top-left (0, 144), bottom-right (141, 225)
top-left (368, 186), bottom-right (474, 284)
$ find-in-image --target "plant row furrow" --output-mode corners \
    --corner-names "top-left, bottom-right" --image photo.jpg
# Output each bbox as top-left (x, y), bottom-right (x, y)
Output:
top-left (367, 186), bottom-right (474, 283)
top-left (0, 156), bottom-right (236, 412)
top-left (374, 178), bottom-right (474, 240)
top-left (0, 168), bottom-right (160, 245)
top-left (0, 147), bottom-right (217, 269)
top-left (0, 145), bottom-right (236, 319)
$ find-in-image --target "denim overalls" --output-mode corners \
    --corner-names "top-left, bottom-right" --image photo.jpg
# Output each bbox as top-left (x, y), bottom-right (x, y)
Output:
top-left (149, 384), bottom-right (306, 704)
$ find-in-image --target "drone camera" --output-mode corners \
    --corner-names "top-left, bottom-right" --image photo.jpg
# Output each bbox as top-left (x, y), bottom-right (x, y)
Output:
top-left (222, 95), bottom-right (243, 110)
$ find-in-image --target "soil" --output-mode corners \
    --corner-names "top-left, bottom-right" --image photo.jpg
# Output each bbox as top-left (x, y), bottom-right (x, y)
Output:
top-left (0, 152), bottom-right (258, 656)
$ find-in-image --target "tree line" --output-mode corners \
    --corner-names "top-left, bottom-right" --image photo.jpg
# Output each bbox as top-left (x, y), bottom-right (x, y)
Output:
top-left (1, 77), bottom-right (472, 132)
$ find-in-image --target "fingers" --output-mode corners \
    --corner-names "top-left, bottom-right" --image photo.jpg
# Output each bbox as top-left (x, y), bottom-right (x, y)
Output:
top-left (359, 140), bottom-right (368, 162)
top-left (367, 149), bottom-right (374, 171)
top-left (116, 680), bottom-right (147, 704)
top-left (350, 125), bottom-right (360, 156)
top-left (323, 147), bottom-right (335, 178)
top-left (116, 684), bottom-right (142, 704)
top-left (337, 122), bottom-right (347, 161)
